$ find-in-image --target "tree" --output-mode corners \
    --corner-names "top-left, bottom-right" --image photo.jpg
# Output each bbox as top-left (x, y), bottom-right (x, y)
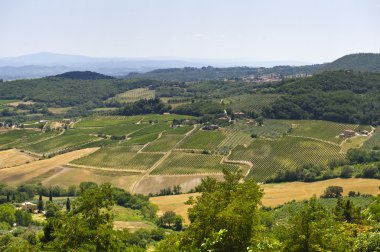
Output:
top-left (281, 196), bottom-right (350, 251)
top-left (158, 211), bottom-right (177, 228)
top-left (37, 194), bottom-right (44, 213)
top-left (333, 198), bottom-right (362, 223)
top-left (49, 187), bottom-right (52, 201)
top-left (340, 165), bottom-right (353, 178)
top-left (256, 116), bottom-right (264, 126)
top-left (321, 186), bottom-right (343, 198)
top-left (0, 204), bottom-right (16, 226)
top-left (179, 169), bottom-right (263, 251)
top-left (15, 209), bottom-right (32, 226)
top-left (66, 197), bottom-right (71, 212)
top-left (42, 183), bottom-right (122, 251)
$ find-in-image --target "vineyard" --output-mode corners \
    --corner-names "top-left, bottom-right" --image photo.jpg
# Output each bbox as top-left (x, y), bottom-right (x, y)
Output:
top-left (225, 93), bottom-right (281, 113)
top-left (143, 134), bottom-right (184, 152)
top-left (151, 152), bottom-right (239, 175)
top-left (289, 120), bottom-right (358, 143)
top-left (71, 146), bottom-right (163, 170)
top-left (362, 127), bottom-right (380, 150)
top-left (107, 88), bottom-right (155, 103)
top-left (178, 129), bottom-right (225, 150)
top-left (229, 136), bottom-right (344, 182)
top-left (24, 129), bottom-right (98, 154)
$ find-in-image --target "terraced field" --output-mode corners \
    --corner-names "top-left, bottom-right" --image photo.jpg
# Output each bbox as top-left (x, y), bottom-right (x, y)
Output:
top-left (71, 146), bottom-right (163, 170)
top-left (178, 129), bottom-right (225, 150)
top-left (151, 152), bottom-right (239, 175)
top-left (229, 136), bottom-right (344, 182)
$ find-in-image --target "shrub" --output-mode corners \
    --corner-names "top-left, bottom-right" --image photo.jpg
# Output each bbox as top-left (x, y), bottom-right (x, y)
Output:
top-left (321, 186), bottom-right (343, 198)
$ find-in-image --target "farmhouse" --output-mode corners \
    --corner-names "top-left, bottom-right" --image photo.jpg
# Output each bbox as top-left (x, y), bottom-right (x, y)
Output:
top-left (234, 112), bottom-right (245, 118)
top-left (202, 124), bottom-right (219, 130)
top-left (343, 130), bottom-right (356, 138)
top-left (21, 202), bottom-right (37, 212)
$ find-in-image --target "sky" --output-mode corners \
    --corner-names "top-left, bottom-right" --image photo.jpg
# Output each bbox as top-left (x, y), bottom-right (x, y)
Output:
top-left (0, 0), bottom-right (379, 63)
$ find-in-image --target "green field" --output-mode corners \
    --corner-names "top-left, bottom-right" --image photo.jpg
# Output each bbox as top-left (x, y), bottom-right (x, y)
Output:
top-left (178, 129), bottom-right (225, 150)
top-left (75, 116), bottom-right (144, 127)
top-left (94, 123), bottom-right (147, 136)
top-left (0, 99), bottom-right (19, 105)
top-left (144, 134), bottom-right (184, 152)
top-left (71, 146), bottom-right (163, 170)
top-left (226, 93), bottom-right (281, 112)
top-left (108, 88), bottom-right (155, 103)
top-left (24, 129), bottom-right (98, 154)
top-left (362, 127), bottom-right (380, 150)
top-left (151, 152), bottom-right (239, 175)
top-left (229, 136), bottom-right (344, 182)
top-left (0, 130), bottom-right (51, 148)
top-left (289, 120), bottom-right (358, 143)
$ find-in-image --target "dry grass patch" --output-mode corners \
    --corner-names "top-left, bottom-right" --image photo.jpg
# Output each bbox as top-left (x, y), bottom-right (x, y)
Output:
top-left (0, 149), bottom-right (36, 168)
top-left (0, 148), bottom-right (98, 186)
top-left (113, 221), bottom-right (155, 232)
top-left (134, 174), bottom-right (223, 195)
top-left (42, 167), bottom-right (142, 191)
top-left (150, 193), bottom-right (201, 224)
top-left (150, 178), bottom-right (380, 223)
top-left (261, 178), bottom-right (380, 207)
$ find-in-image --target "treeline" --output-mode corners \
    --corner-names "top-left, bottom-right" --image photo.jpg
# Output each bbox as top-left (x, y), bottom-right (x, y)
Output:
top-left (155, 170), bottom-right (380, 251)
top-left (0, 77), bottom-right (160, 107)
top-left (263, 71), bottom-right (380, 124)
top-left (267, 148), bottom-right (380, 183)
top-left (116, 98), bottom-right (171, 116)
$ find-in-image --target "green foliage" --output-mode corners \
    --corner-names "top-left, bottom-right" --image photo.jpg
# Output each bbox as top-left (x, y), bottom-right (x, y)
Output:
top-left (263, 71), bottom-right (380, 124)
top-left (321, 186), bottom-right (344, 198)
top-left (180, 170), bottom-right (263, 251)
top-left (0, 77), bottom-right (158, 107)
top-left (117, 98), bottom-right (170, 116)
top-left (280, 196), bottom-right (351, 251)
top-left (0, 204), bottom-right (16, 226)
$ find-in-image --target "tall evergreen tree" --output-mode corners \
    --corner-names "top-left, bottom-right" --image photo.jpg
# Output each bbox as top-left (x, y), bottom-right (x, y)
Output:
top-left (37, 194), bottom-right (44, 213)
top-left (66, 197), bottom-right (71, 212)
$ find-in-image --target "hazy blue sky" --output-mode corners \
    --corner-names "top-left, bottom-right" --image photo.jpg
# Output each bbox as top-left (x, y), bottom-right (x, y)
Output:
top-left (0, 0), bottom-right (379, 63)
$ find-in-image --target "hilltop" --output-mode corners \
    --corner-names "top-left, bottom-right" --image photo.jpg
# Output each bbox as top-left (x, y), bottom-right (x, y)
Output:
top-left (55, 71), bottom-right (115, 80)
top-left (323, 53), bottom-right (380, 73)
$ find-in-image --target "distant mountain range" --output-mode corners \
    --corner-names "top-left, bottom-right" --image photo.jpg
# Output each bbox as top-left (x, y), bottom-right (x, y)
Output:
top-left (0, 52), bottom-right (379, 80)
top-left (126, 53), bottom-right (380, 81)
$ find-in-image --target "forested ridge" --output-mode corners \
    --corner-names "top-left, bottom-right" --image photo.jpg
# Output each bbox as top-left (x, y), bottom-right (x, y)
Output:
top-left (0, 77), bottom-right (159, 106)
top-left (263, 71), bottom-right (380, 124)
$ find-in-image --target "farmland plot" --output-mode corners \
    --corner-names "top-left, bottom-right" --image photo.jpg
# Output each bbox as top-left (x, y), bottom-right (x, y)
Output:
top-left (289, 120), bottom-right (358, 143)
top-left (71, 146), bottom-right (163, 170)
top-left (75, 116), bottom-right (143, 127)
top-left (229, 136), bottom-right (343, 182)
top-left (24, 129), bottom-right (98, 154)
top-left (143, 134), bottom-right (183, 152)
top-left (108, 88), bottom-right (155, 103)
top-left (151, 152), bottom-right (239, 175)
top-left (178, 129), bottom-right (225, 150)
top-left (362, 127), bottom-right (380, 150)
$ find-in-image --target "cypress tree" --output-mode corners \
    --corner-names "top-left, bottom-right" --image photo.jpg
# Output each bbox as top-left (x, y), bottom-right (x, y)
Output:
top-left (49, 188), bottom-right (52, 201)
top-left (37, 194), bottom-right (44, 213)
top-left (66, 197), bottom-right (71, 212)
